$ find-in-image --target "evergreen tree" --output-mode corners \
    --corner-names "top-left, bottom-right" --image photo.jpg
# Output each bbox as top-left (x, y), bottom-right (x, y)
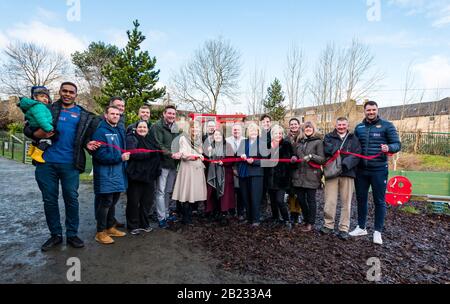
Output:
top-left (98, 20), bottom-right (166, 123)
top-left (263, 78), bottom-right (286, 122)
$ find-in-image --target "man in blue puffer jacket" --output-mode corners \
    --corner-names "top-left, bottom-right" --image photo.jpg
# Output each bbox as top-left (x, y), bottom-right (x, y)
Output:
top-left (92, 105), bottom-right (130, 245)
top-left (349, 100), bottom-right (401, 245)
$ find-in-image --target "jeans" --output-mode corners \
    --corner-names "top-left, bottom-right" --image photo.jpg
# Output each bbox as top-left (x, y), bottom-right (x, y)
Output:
top-left (35, 163), bottom-right (80, 238)
top-left (155, 168), bottom-right (177, 221)
top-left (96, 192), bottom-right (121, 232)
top-left (354, 168), bottom-right (388, 232)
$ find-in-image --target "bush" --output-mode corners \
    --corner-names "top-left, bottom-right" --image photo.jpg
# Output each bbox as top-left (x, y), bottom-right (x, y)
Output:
top-left (7, 122), bottom-right (24, 136)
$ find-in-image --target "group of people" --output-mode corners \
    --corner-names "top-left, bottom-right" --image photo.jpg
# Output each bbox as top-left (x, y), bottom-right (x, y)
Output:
top-left (20, 81), bottom-right (401, 252)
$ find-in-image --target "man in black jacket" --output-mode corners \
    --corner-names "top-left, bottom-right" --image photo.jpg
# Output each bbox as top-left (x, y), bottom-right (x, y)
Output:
top-left (321, 117), bottom-right (361, 240)
top-left (29, 82), bottom-right (99, 251)
top-left (350, 101), bottom-right (401, 245)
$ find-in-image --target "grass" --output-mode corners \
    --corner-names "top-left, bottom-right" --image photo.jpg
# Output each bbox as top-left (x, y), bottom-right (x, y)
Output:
top-left (80, 173), bottom-right (93, 182)
top-left (399, 205), bottom-right (421, 215)
top-left (419, 154), bottom-right (450, 172)
top-left (394, 153), bottom-right (450, 172)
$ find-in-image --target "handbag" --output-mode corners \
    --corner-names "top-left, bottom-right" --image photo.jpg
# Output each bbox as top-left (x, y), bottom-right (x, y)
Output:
top-left (323, 134), bottom-right (349, 180)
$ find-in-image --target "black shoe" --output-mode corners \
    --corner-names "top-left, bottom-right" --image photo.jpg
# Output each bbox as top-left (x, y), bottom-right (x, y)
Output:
top-left (67, 236), bottom-right (85, 248)
top-left (320, 226), bottom-right (334, 235)
top-left (41, 235), bottom-right (63, 252)
top-left (337, 231), bottom-right (350, 240)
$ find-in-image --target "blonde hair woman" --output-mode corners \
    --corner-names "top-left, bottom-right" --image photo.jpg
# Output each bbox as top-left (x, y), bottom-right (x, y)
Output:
top-left (291, 121), bottom-right (325, 232)
top-left (236, 122), bottom-right (266, 226)
top-left (172, 121), bottom-right (207, 225)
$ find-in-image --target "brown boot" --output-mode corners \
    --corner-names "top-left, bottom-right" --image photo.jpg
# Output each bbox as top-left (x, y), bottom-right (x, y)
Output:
top-left (95, 231), bottom-right (114, 244)
top-left (106, 227), bottom-right (126, 237)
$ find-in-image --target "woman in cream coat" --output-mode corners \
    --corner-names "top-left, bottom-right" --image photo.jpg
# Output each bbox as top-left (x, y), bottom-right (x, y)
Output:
top-left (172, 120), bottom-right (207, 225)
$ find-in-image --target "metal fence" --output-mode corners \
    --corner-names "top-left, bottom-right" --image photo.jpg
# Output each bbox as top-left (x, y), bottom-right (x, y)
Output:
top-left (0, 132), bottom-right (93, 171)
top-left (400, 132), bottom-right (449, 156)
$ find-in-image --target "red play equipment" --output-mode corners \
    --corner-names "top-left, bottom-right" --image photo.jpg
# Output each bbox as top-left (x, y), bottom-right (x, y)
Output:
top-left (188, 113), bottom-right (246, 126)
top-left (385, 176), bottom-right (413, 206)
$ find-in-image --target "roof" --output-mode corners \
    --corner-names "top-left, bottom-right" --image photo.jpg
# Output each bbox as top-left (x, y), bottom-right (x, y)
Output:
top-left (378, 98), bottom-right (449, 121)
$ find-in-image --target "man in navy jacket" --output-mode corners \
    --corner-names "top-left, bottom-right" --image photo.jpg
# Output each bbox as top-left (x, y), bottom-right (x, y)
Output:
top-left (92, 105), bottom-right (130, 244)
top-left (349, 101), bottom-right (401, 245)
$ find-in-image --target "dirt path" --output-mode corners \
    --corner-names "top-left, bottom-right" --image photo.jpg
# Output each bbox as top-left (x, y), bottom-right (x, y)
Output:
top-left (0, 158), bottom-right (270, 284)
top-left (1, 157), bottom-right (448, 284)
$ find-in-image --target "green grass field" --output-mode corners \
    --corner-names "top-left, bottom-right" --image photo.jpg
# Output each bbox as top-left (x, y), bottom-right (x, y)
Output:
top-left (419, 154), bottom-right (450, 172)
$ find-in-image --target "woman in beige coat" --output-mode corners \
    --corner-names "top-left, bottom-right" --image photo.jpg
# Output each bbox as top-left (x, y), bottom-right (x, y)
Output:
top-left (172, 121), bottom-right (207, 225)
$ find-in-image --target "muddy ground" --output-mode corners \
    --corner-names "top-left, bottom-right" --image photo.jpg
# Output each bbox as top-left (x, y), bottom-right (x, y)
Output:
top-left (0, 157), bottom-right (448, 284)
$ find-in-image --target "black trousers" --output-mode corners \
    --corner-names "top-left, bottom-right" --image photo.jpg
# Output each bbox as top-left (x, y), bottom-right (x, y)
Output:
top-left (268, 189), bottom-right (289, 222)
top-left (181, 202), bottom-right (193, 224)
top-left (235, 188), bottom-right (245, 216)
top-left (260, 168), bottom-right (270, 215)
top-left (294, 187), bottom-right (317, 225)
top-left (96, 192), bottom-right (121, 232)
top-left (126, 180), bottom-right (155, 230)
top-left (239, 176), bottom-right (263, 224)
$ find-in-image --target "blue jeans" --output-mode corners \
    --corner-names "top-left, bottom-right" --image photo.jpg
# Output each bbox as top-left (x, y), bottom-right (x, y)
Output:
top-left (354, 168), bottom-right (388, 232)
top-left (35, 163), bottom-right (80, 238)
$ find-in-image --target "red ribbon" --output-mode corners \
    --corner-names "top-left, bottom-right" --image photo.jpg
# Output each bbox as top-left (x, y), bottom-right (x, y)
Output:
top-left (95, 141), bottom-right (393, 169)
top-left (96, 141), bottom-right (165, 154)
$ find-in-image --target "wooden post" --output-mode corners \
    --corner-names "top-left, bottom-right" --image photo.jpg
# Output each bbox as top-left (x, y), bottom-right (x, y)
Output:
top-left (414, 130), bottom-right (422, 154)
top-left (22, 140), bottom-right (26, 163)
top-left (11, 138), bottom-right (14, 160)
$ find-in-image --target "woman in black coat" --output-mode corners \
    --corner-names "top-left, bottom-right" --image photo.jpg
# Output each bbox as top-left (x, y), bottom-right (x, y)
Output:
top-left (126, 120), bottom-right (161, 235)
top-left (265, 125), bottom-right (293, 228)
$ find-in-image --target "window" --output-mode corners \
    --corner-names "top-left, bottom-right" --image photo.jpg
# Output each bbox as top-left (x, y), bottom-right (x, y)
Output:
top-left (317, 114), bottom-right (322, 122)
top-left (429, 116), bottom-right (435, 122)
top-left (326, 112), bottom-right (333, 122)
top-left (300, 116), bottom-right (305, 123)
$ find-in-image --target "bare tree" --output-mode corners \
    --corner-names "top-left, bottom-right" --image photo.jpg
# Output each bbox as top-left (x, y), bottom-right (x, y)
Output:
top-left (0, 41), bottom-right (69, 96)
top-left (309, 39), bottom-right (383, 132)
top-left (171, 37), bottom-right (241, 113)
top-left (246, 63), bottom-right (266, 116)
top-left (345, 38), bottom-right (383, 101)
top-left (284, 43), bottom-right (307, 116)
top-left (391, 62), bottom-right (427, 169)
top-left (310, 42), bottom-right (346, 132)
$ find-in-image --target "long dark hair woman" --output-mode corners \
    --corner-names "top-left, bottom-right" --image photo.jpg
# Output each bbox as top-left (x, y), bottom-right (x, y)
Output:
top-left (126, 120), bottom-right (161, 235)
top-left (205, 129), bottom-right (236, 224)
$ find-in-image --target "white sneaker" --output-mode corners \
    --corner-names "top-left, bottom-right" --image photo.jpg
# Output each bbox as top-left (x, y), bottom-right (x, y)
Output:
top-left (349, 226), bottom-right (368, 237)
top-left (373, 231), bottom-right (383, 245)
